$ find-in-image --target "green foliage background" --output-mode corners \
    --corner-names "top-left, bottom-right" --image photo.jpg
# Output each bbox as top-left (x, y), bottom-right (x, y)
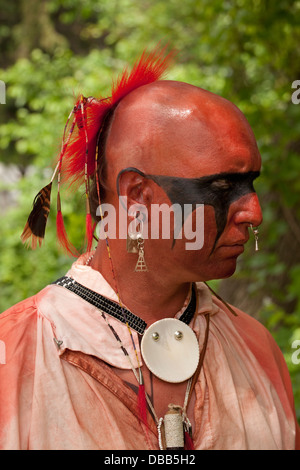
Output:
top-left (1, 0), bottom-right (300, 422)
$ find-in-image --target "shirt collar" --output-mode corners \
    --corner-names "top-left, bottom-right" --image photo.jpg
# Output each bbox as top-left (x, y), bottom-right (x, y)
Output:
top-left (44, 252), bottom-right (219, 370)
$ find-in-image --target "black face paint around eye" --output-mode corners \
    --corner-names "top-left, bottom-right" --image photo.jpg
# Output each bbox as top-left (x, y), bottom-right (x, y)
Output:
top-left (116, 167), bottom-right (260, 252)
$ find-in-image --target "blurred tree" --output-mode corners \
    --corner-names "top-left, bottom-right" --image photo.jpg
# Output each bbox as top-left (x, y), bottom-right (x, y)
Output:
top-left (0, 0), bottom-right (300, 419)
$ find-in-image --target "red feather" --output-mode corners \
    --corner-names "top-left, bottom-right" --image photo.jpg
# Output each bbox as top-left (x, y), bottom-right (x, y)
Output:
top-left (138, 383), bottom-right (148, 428)
top-left (138, 382), bottom-right (153, 448)
top-left (85, 212), bottom-right (94, 252)
top-left (184, 431), bottom-right (195, 450)
top-left (111, 45), bottom-right (174, 104)
top-left (61, 45), bottom-right (175, 187)
top-left (56, 209), bottom-right (79, 257)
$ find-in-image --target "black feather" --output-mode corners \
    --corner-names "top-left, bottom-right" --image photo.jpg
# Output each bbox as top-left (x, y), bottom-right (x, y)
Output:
top-left (21, 182), bottom-right (52, 249)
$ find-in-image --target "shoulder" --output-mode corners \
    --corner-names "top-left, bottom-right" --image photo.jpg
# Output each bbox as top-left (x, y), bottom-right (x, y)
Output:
top-left (1, 295), bottom-right (39, 347)
top-left (0, 294), bottom-right (44, 378)
top-left (225, 301), bottom-right (286, 371)
top-left (212, 295), bottom-right (300, 446)
top-left (0, 284), bottom-right (62, 363)
top-left (0, 285), bottom-right (59, 370)
top-left (212, 297), bottom-right (288, 381)
top-left (1, 294), bottom-right (39, 321)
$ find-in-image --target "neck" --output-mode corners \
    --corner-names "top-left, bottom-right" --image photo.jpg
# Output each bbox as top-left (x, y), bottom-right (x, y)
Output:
top-left (90, 240), bottom-right (191, 325)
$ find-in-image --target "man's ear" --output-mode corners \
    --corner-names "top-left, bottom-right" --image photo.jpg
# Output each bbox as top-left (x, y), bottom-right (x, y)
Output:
top-left (117, 170), bottom-right (153, 209)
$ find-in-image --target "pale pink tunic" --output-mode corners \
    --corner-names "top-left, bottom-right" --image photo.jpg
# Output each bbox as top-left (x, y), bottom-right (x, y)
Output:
top-left (0, 253), bottom-right (299, 449)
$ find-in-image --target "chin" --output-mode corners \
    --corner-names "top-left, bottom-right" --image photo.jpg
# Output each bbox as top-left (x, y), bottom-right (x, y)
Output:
top-left (195, 259), bottom-right (238, 282)
top-left (219, 266), bottom-right (237, 279)
top-left (217, 258), bottom-right (238, 278)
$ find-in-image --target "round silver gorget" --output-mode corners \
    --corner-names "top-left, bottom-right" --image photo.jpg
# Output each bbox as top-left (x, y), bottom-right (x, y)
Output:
top-left (141, 318), bottom-right (200, 383)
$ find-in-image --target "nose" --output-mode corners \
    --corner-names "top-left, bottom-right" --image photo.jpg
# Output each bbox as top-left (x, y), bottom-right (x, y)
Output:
top-left (231, 192), bottom-right (263, 227)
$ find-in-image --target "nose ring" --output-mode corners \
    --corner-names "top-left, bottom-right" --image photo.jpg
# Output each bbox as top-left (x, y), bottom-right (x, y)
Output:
top-left (250, 224), bottom-right (259, 252)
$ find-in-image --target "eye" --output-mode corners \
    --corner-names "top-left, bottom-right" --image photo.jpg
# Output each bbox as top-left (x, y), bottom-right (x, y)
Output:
top-left (211, 179), bottom-right (233, 191)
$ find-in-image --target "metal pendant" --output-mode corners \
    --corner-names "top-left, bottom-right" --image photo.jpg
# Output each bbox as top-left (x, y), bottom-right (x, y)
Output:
top-left (141, 318), bottom-right (199, 383)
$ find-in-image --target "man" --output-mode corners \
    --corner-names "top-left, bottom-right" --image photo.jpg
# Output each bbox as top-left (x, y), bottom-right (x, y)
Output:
top-left (0, 47), bottom-right (299, 450)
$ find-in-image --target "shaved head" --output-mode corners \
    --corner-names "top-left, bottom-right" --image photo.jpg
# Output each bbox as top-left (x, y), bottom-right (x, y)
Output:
top-left (104, 80), bottom-right (260, 191)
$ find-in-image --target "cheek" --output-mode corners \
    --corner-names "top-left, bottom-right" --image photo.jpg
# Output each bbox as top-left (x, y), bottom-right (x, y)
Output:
top-left (196, 205), bottom-right (219, 253)
top-left (173, 205), bottom-right (218, 255)
top-left (203, 205), bottom-right (218, 237)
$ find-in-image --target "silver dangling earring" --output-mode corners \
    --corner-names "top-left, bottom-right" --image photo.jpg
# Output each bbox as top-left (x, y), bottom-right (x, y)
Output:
top-left (135, 234), bottom-right (148, 272)
top-left (127, 210), bottom-right (144, 254)
top-left (250, 224), bottom-right (259, 252)
top-left (127, 230), bottom-right (139, 254)
top-left (127, 215), bottom-right (148, 272)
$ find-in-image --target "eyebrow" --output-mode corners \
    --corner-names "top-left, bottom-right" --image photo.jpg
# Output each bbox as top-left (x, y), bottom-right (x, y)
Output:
top-left (146, 170), bottom-right (260, 187)
top-left (117, 167), bottom-right (260, 186)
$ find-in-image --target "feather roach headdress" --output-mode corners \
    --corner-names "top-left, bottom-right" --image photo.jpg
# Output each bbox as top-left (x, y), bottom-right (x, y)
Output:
top-left (21, 45), bottom-right (175, 256)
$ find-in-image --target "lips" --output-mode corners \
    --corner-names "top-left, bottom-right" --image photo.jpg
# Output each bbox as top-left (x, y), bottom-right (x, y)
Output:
top-left (223, 244), bottom-right (245, 250)
top-left (216, 239), bottom-right (248, 255)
